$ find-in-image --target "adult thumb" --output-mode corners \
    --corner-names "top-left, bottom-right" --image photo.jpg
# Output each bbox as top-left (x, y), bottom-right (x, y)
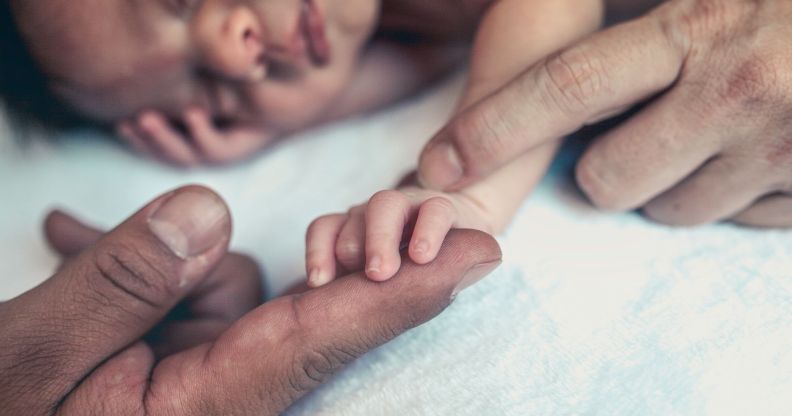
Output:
top-left (2, 185), bottom-right (231, 408)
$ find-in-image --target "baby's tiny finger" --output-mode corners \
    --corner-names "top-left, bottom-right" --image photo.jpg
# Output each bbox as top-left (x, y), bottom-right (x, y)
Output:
top-left (306, 214), bottom-right (347, 288)
top-left (138, 112), bottom-right (199, 166)
top-left (117, 122), bottom-right (157, 158)
top-left (335, 206), bottom-right (367, 272)
top-left (365, 190), bottom-right (413, 281)
top-left (184, 108), bottom-right (227, 163)
top-left (410, 197), bottom-right (457, 265)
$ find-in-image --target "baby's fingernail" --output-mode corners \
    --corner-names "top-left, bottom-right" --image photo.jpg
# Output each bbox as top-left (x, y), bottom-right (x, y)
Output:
top-left (419, 140), bottom-right (463, 190)
top-left (308, 268), bottom-right (332, 287)
top-left (452, 260), bottom-right (501, 298)
top-left (412, 239), bottom-right (430, 256)
top-left (366, 255), bottom-right (383, 276)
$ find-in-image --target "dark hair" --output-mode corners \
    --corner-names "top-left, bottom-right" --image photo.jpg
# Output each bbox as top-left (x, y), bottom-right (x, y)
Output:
top-left (0, 0), bottom-right (88, 131)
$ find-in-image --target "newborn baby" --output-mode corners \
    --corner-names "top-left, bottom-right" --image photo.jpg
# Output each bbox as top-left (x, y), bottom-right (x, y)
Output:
top-left (2, 0), bottom-right (603, 283)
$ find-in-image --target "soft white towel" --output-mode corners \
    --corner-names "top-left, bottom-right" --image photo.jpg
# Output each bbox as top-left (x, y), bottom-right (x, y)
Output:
top-left (1, 76), bottom-right (790, 415)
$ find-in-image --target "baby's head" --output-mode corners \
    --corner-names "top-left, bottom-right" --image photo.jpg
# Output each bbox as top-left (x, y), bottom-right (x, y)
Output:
top-left (2, 0), bottom-right (378, 137)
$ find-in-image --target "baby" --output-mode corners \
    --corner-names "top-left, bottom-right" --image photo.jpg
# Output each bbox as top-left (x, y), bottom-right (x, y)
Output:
top-left (2, 0), bottom-right (603, 283)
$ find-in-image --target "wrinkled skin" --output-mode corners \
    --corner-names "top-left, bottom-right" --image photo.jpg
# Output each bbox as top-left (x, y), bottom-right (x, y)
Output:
top-left (418, 0), bottom-right (792, 227)
top-left (0, 186), bottom-right (501, 415)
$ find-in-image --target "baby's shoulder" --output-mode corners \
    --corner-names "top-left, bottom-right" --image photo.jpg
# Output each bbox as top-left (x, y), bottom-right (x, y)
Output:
top-left (379, 0), bottom-right (496, 41)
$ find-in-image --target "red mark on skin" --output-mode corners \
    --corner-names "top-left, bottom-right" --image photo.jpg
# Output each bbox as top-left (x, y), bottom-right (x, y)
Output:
top-left (766, 136), bottom-right (792, 165)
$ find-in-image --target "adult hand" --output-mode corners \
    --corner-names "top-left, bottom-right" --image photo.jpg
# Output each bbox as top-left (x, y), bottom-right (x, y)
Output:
top-left (0, 186), bottom-right (501, 415)
top-left (419, 0), bottom-right (792, 227)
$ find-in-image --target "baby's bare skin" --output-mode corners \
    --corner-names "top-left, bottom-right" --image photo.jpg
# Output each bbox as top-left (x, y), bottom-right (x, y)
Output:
top-left (11, 0), bottom-right (492, 165)
top-left (12, 0), bottom-right (602, 284)
top-left (306, 0), bottom-right (604, 285)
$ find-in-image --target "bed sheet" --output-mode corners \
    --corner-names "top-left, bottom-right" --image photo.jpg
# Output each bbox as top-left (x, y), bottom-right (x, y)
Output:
top-left (1, 76), bottom-right (790, 415)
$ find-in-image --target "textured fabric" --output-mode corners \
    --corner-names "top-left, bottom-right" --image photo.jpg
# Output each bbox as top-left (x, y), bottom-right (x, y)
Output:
top-left (1, 76), bottom-right (790, 415)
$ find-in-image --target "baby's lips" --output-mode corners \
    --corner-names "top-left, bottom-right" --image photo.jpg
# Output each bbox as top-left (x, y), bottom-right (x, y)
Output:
top-left (452, 259), bottom-right (502, 298)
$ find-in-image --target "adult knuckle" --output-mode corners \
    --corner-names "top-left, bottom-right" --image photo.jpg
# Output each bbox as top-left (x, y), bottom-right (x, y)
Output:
top-left (288, 344), bottom-right (356, 396)
top-left (91, 242), bottom-right (174, 310)
top-left (279, 296), bottom-right (347, 395)
top-left (542, 46), bottom-right (607, 117)
top-left (667, 0), bottom-right (758, 43)
top-left (448, 106), bottom-right (516, 169)
top-left (764, 133), bottom-right (792, 170)
top-left (718, 56), bottom-right (778, 109)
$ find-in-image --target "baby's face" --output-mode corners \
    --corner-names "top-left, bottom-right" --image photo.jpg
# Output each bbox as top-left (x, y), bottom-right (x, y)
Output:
top-left (15, 0), bottom-right (378, 134)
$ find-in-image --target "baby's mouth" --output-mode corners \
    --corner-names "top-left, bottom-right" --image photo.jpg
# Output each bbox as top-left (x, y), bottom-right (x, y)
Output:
top-left (300, 0), bottom-right (331, 66)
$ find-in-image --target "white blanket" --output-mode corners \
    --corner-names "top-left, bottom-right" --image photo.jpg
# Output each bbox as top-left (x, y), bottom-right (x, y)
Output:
top-left (1, 76), bottom-right (790, 415)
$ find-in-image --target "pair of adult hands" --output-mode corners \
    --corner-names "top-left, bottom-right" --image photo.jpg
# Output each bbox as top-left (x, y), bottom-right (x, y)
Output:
top-left (5, 0), bottom-right (791, 414)
top-left (419, 0), bottom-right (792, 227)
top-left (0, 186), bottom-right (501, 415)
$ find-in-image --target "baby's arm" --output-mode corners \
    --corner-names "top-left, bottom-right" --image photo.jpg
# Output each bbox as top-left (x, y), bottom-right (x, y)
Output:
top-left (306, 0), bottom-right (603, 285)
top-left (445, 0), bottom-right (604, 232)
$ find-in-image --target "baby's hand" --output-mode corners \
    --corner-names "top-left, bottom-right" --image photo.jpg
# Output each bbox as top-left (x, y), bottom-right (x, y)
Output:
top-left (116, 108), bottom-right (273, 167)
top-left (305, 187), bottom-right (491, 287)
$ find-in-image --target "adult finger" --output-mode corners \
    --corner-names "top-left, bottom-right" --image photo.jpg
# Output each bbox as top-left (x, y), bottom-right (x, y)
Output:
top-left (0, 186), bottom-right (231, 413)
top-left (44, 209), bottom-right (263, 356)
top-left (731, 194), bottom-right (792, 228)
top-left (42, 210), bottom-right (261, 356)
top-left (642, 157), bottom-right (772, 226)
top-left (147, 253), bottom-right (264, 357)
top-left (44, 209), bottom-right (103, 257)
top-left (575, 87), bottom-right (723, 211)
top-left (418, 14), bottom-right (686, 191)
top-left (155, 229), bottom-right (502, 415)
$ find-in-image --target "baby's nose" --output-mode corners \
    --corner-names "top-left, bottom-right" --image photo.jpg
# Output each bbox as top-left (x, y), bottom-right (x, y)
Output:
top-left (195, 5), bottom-right (266, 82)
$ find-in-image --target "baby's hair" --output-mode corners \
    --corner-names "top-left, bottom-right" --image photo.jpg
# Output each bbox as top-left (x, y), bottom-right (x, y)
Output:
top-left (0, 0), bottom-right (87, 131)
